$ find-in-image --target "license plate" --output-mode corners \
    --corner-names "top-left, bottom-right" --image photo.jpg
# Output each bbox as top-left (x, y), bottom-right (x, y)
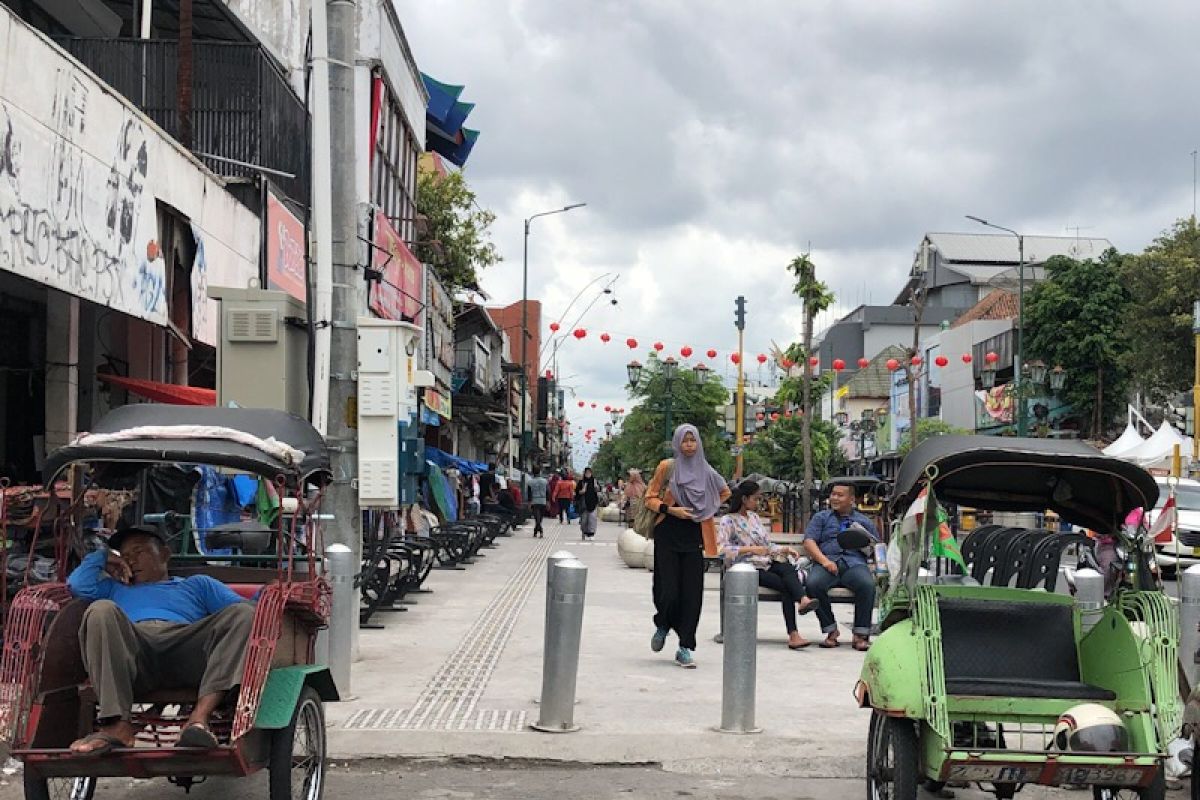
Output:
top-left (946, 764), bottom-right (1038, 783)
top-left (1054, 766), bottom-right (1144, 786)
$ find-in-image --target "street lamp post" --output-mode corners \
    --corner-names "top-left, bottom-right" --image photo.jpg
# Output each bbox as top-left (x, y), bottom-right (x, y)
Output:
top-left (521, 203), bottom-right (586, 471)
top-left (966, 215), bottom-right (1026, 436)
top-left (628, 357), bottom-right (705, 455)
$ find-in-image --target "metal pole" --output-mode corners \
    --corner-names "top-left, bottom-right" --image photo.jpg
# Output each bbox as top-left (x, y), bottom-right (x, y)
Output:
top-left (1016, 234), bottom-right (1026, 436)
top-left (718, 563), bottom-right (762, 734)
top-left (1074, 567), bottom-right (1104, 635)
top-left (1193, 300), bottom-right (1200, 463)
top-left (520, 219), bottom-right (530, 471)
top-left (325, 0), bottom-right (361, 660)
top-left (1181, 566), bottom-right (1200, 693)
top-left (664, 378), bottom-right (674, 455)
top-left (326, 543), bottom-right (355, 697)
top-left (735, 327), bottom-right (745, 479)
top-left (308, 0), bottom-right (333, 435)
top-left (545, 550), bottom-right (575, 629)
top-left (533, 558), bottom-right (588, 733)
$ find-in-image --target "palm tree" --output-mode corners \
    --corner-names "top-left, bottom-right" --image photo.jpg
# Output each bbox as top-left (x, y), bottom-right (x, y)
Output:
top-left (787, 254), bottom-right (834, 526)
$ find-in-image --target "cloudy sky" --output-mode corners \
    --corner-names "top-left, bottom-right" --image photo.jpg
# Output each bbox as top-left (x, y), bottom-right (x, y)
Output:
top-left (400, 0), bottom-right (1200, 459)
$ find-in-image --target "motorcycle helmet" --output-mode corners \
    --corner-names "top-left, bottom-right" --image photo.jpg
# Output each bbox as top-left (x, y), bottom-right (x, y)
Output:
top-left (1052, 704), bottom-right (1128, 753)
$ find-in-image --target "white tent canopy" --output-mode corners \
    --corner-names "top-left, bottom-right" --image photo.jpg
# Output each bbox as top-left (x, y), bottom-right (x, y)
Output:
top-left (1116, 421), bottom-right (1192, 468)
top-left (1103, 423), bottom-right (1146, 457)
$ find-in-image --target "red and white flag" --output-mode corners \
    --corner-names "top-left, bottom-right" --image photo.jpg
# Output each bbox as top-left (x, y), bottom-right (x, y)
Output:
top-left (1151, 492), bottom-right (1178, 545)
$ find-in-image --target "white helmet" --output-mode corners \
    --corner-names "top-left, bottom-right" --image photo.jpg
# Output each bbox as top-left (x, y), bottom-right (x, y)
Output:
top-left (1052, 704), bottom-right (1128, 753)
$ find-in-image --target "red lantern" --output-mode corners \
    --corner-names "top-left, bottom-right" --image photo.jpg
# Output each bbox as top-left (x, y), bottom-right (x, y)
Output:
top-left (809, 356), bottom-right (819, 367)
top-left (886, 358), bottom-right (900, 372)
top-left (707, 349), bottom-right (717, 359)
top-left (962, 353), bottom-right (973, 365)
top-left (935, 355), bottom-right (949, 368)
top-left (653, 342), bottom-right (664, 352)
top-left (549, 322), bottom-right (560, 333)
top-left (784, 410), bottom-right (793, 418)
top-left (911, 356), bottom-right (923, 367)
top-left (781, 358), bottom-right (794, 369)
top-left (756, 412), bottom-right (765, 421)
top-left (681, 346), bottom-right (693, 358)
top-left (604, 405), bottom-right (611, 412)
top-left (590, 403), bottom-right (597, 408)
top-left (626, 338), bottom-right (638, 349)
top-left (545, 370), bottom-right (554, 379)
top-left (757, 354), bottom-right (767, 365)
top-left (619, 407), bottom-right (625, 413)
top-left (731, 353), bottom-right (741, 365)
top-left (985, 351), bottom-right (999, 364)
top-left (858, 357), bottom-right (870, 369)
top-left (770, 412), bottom-right (780, 421)
top-left (573, 329), bottom-right (587, 340)
top-left (578, 400), bottom-right (585, 407)
top-left (832, 358), bottom-right (846, 371)
top-left (600, 332), bottom-right (611, 343)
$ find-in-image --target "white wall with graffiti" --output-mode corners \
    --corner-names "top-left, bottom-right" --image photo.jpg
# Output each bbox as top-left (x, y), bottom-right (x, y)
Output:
top-left (0, 7), bottom-right (260, 346)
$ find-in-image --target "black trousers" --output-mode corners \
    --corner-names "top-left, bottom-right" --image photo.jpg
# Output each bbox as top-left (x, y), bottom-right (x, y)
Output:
top-left (757, 562), bottom-right (807, 634)
top-left (651, 518), bottom-right (705, 650)
top-left (532, 504), bottom-right (546, 533)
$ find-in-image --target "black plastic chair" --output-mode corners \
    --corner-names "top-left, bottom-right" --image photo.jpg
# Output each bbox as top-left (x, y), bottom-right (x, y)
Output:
top-left (1018, 533), bottom-right (1094, 591)
top-left (960, 525), bottom-right (1002, 574)
top-left (969, 526), bottom-right (1018, 583)
top-left (991, 530), bottom-right (1046, 587)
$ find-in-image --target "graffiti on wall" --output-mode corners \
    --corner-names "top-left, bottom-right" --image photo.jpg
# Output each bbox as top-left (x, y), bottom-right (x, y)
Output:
top-left (0, 66), bottom-right (166, 323)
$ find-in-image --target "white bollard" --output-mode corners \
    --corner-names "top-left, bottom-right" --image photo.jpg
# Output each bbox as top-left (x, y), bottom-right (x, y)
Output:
top-left (1180, 565), bottom-right (1200, 690)
top-left (1074, 567), bottom-right (1105, 635)
top-left (718, 563), bottom-right (762, 734)
top-left (533, 558), bottom-right (588, 732)
top-left (326, 543), bottom-right (355, 698)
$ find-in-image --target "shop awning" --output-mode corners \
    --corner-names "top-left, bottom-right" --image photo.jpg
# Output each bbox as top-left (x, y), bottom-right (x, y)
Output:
top-left (97, 374), bottom-right (217, 406)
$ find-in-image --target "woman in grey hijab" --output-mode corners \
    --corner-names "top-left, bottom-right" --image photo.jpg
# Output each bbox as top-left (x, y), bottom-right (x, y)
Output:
top-left (642, 424), bottom-right (730, 668)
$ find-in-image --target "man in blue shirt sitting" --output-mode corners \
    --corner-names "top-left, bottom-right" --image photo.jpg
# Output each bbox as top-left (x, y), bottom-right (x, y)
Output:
top-left (65, 524), bottom-right (254, 755)
top-left (803, 482), bottom-right (878, 651)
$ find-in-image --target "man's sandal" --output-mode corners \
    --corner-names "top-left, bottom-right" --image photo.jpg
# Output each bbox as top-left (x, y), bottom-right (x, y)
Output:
top-left (70, 732), bottom-right (126, 757)
top-left (819, 632), bottom-right (840, 648)
top-left (176, 722), bottom-right (219, 749)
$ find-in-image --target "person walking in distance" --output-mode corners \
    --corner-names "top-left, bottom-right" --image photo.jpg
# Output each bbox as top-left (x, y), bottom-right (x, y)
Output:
top-left (555, 471), bottom-right (576, 524)
top-left (576, 467), bottom-right (601, 541)
top-left (526, 467), bottom-right (550, 538)
top-left (546, 471), bottom-right (561, 523)
top-left (622, 468), bottom-right (646, 526)
top-left (644, 424), bottom-right (731, 668)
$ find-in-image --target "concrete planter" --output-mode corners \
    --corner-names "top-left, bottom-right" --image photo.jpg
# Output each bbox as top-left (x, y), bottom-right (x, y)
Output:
top-left (617, 528), bottom-right (647, 568)
top-left (599, 503), bottom-right (622, 523)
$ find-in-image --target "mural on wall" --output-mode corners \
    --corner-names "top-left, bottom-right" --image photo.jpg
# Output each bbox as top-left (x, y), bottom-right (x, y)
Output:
top-left (0, 66), bottom-right (166, 324)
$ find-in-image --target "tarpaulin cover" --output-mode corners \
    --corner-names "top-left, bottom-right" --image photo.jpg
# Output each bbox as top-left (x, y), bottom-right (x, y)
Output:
top-left (97, 373), bottom-right (216, 406)
top-left (421, 73), bottom-right (465, 128)
top-left (424, 446), bottom-right (487, 475)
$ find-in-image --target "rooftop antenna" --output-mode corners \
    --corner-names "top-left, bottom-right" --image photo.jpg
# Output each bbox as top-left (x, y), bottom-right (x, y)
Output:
top-left (1193, 150), bottom-right (1197, 220)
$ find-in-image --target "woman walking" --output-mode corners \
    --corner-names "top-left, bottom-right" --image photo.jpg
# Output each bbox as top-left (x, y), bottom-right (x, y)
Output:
top-left (576, 467), bottom-right (601, 540)
top-left (622, 468), bottom-right (646, 525)
top-left (718, 480), bottom-right (814, 649)
top-left (644, 424), bottom-right (730, 668)
top-left (545, 471), bottom-right (561, 522)
top-left (554, 471), bottom-right (576, 523)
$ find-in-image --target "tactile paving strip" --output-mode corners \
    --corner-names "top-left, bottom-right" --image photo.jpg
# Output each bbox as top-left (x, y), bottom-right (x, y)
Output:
top-left (343, 531), bottom-right (561, 731)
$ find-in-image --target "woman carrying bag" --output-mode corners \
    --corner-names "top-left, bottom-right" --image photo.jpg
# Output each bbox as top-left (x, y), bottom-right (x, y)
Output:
top-left (644, 424), bottom-right (730, 669)
top-left (576, 468), bottom-right (601, 541)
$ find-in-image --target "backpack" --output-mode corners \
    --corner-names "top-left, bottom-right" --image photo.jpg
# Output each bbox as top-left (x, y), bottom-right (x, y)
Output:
top-left (632, 460), bottom-right (674, 539)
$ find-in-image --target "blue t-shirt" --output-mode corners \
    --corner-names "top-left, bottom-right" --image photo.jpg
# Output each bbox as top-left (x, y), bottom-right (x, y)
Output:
top-left (68, 550), bottom-right (247, 624)
top-left (805, 509), bottom-right (879, 569)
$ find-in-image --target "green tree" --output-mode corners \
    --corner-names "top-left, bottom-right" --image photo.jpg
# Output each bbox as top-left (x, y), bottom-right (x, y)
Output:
top-left (741, 416), bottom-right (848, 482)
top-left (414, 170), bottom-right (501, 294)
top-left (590, 355), bottom-right (733, 479)
top-left (1024, 251), bottom-right (1132, 437)
top-left (1121, 218), bottom-right (1200, 403)
top-left (787, 255), bottom-right (834, 523)
top-left (897, 418), bottom-right (971, 457)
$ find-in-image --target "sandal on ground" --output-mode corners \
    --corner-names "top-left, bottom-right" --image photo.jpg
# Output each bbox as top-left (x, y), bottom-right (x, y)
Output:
top-left (787, 637), bottom-right (811, 650)
top-left (69, 731), bottom-right (127, 757)
top-left (852, 635), bottom-right (871, 652)
top-left (176, 722), bottom-right (219, 749)
top-left (818, 632), bottom-right (840, 649)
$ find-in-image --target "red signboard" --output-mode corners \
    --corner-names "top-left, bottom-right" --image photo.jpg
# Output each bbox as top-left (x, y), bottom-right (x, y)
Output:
top-left (265, 191), bottom-right (306, 302)
top-left (370, 209), bottom-right (423, 325)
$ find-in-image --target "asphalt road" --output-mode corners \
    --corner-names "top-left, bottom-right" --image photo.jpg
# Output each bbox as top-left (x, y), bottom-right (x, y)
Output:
top-left (0, 762), bottom-right (1183, 800)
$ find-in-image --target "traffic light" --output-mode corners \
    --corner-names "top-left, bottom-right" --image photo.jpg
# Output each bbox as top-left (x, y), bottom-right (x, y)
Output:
top-left (734, 295), bottom-right (746, 330)
top-left (1166, 393), bottom-right (1194, 436)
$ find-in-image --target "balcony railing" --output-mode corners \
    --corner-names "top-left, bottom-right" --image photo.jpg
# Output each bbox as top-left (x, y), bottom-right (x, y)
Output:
top-left (56, 39), bottom-right (309, 205)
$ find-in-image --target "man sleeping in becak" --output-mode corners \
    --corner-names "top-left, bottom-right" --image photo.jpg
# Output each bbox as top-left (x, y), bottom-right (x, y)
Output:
top-left (65, 523), bottom-right (254, 755)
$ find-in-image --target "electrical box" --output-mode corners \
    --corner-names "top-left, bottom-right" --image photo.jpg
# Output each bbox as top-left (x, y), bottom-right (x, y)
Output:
top-left (210, 287), bottom-right (308, 417)
top-left (357, 318), bottom-right (422, 508)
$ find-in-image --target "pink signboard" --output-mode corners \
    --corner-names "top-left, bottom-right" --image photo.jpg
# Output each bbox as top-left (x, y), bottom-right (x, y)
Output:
top-left (370, 209), bottom-right (423, 325)
top-left (265, 192), bottom-right (306, 302)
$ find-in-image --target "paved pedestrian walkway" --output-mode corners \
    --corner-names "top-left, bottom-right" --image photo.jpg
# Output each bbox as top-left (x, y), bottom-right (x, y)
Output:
top-left (328, 516), bottom-right (870, 777)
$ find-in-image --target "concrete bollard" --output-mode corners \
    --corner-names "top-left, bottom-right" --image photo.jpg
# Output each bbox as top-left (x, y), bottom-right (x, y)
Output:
top-left (326, 543), bottom-right (355, 698)
top-left (718, 563), bottom-right (762, 734)
top-left (1180, 565), bottom-right (1200, 688)
top-left (533, 558), bottom-right (588, 733)
top-left (1074, 567), bottom-right (1105, 635)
